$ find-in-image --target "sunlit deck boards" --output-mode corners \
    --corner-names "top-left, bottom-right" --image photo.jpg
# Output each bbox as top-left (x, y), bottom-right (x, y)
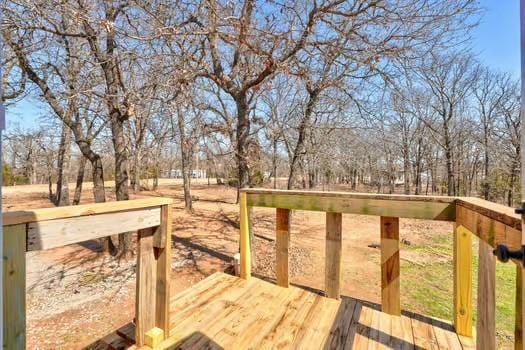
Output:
top-left (149, 272), bottom-right (472, 349)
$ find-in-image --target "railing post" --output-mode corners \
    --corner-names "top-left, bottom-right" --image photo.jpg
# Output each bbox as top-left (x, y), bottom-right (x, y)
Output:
top-left (240, 192), bottom-right (251, 279)
top-left (516, 265), bottom-right (524, 349)
top-left (453, 224), bottom-right (473, 337)
top-left (156, 204), bottom-right (172, 335)
top-left (3, 224), bottom-right (26, 349)
top-left (276, 208), bottom-right (291, 287)
top-left (380, 216), bottom-right (400, 315)
top-left (136, 204), bottom-right (171, 346)
top-left (477, 240), bottom-right (496, 350)
top-left (325, 212), bottom-right (342, 299)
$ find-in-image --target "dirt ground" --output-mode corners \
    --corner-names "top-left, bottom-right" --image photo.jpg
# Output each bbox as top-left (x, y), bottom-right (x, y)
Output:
top-left (3, 179), bottom-right (455, 349)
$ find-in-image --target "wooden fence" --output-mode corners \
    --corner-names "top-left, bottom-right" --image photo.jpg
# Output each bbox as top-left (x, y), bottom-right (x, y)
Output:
top-left (239, 189), bottom-right (524, 349)
top-left (2, 197), bottom-right (173, 349)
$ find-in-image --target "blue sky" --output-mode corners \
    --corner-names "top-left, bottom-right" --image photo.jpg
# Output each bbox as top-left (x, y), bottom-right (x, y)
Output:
top-left (473, 0), bottom-right (520, 76)
top-left (5, 0), bottom-right (522, 130)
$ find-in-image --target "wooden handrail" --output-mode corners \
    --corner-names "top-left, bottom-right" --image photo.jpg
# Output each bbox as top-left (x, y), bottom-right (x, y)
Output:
top-left (242, 188), bottom-right (456, 221)
top-left (2, 198), bottom-right (172, 348)
top-left (239, 188), bottom-right (525, 349)
top-left (3, 197), bottom-right (173, 226)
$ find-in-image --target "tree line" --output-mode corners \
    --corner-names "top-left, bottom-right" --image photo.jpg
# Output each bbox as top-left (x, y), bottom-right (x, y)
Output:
top-left (4, 0), bottom-right (510, 258)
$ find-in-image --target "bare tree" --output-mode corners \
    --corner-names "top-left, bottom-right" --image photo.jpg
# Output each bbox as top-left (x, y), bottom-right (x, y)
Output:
top-left (472, 68), bottom-right (513, 200)
top-left (418, 53), bottom-right (478, 195)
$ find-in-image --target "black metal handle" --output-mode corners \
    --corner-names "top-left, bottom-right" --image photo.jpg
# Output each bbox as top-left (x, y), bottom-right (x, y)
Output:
top-left (493, 245), bottom-right (524, 263)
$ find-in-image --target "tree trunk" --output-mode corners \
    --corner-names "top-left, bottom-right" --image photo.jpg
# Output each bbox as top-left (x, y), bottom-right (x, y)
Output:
top-left (110, 118), bottom-right (132, 258)
top-left (73, 155), bottom-right (86, 205)
top-left (132, 149), bottom-right (141, 192)
top-left (55, 124), bottom-right (72, 206)
top-left (288, 88), bottom-right (318, 189)
top-left (76, 139), bottom-right (114, 253)
top-left (236, 93), bottom-right (251, 195)
top-left (402, 140), bottom-right (410, 195)
top-left (272, 137), bottom-right (277, 189)
top-left (177, 109), bottom-right (193, 212)
top-left (483, 133), bottom-right (490, 200)
top-left (443, 121), bottom-right (454, 196)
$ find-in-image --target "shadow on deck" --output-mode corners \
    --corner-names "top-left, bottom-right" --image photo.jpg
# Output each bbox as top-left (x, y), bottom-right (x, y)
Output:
top-left (85, 272), bottom-right (474, 350)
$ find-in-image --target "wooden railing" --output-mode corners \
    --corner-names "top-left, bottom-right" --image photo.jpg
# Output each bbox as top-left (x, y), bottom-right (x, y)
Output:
top-left (239, 189), bottom-right (524, 349)
top-left (2, 197), bottom-right (173, 349)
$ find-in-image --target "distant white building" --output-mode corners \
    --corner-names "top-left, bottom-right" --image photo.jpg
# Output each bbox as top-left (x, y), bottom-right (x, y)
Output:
top-left (169, 169), bottom-right (207, 179)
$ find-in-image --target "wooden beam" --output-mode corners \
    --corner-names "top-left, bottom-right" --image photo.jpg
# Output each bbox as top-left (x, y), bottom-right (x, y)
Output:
top-left (136, 227), bottom-right (157, 346)
top-left (456, 197), bottom-right (521, 231)
top-left (245, 190), bottom-right (455, 221)
top-left (26, 207), bottom-right (161, 251)
top-left (325, 212), bottom-right (342, 299)
top-left (453, 224), bottom-right (473, 337)
top-left (3, 224), bottom-right (26, 349)
top-left (239, 192), bottom-right (251, 279)
top-left (276, 208), bottom-right (291, 287)
top-left (155, 204), bottom-right (171, 337)
top-left (477, 240), bottom-right (496, 350)
top-left (4, 197), bottom-right (172, 226)
top-left (456, 204), bottom-right (521, 251)
top-left (380, 216), bottom-right (400, 316)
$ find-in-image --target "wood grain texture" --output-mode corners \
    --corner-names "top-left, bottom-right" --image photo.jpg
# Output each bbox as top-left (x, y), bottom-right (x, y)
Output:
top-left (456, 204), bottom-right (521, 251)
top-left (4, 197), bottom-right (172, 226)
top-left (26, 207), bottom-right (161, 251)
top-left (456, 197), bottom-right (521, 230)
top-left (155, 204), bottom-right (171, 338)
top-left (136, 228), bottom-right (157, 346)
top-left (3, 224), bottom-right (26, 350)
top-left (477, 240), bottom-right (496, 350)
top-left (453, 224), bottom-right (473, 337)
top-left (239, 192), bottom-right (251, 279)
top-left (276, 208), bottom-right (291, 287)
top-left (245, 191), bottom-right (455, 221)
top-left (325, 212), bottom-right (342, 299)
top-left (380, 216), bottom-right (400, 316)
top-left (241, 188), bottom-right (457, 203)
top-left (100, 272), bottom-right (470, 349)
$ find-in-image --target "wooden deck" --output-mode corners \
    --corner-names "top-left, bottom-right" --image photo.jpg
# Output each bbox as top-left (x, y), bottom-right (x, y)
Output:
top-left (90, 272), bottom-right (475, 349)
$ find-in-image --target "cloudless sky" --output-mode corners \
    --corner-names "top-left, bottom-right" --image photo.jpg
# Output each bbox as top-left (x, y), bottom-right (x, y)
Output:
top-left (5, 0), bottom-right (522, 130)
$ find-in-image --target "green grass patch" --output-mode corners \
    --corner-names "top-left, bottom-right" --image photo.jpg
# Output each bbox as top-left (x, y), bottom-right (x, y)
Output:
top-left (401, 232), bottom-right (517, 347)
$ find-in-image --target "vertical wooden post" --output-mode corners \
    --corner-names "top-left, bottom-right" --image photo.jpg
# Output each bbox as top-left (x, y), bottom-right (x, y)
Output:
top-left (325, 212), bottom-right (342, 299)
top-left (136, 227), bottom-right (157, 346)
top-left (136, 204), bottom-right (172, 346)
top-left (453, 224), bottom-right (473, 337)
top-left (3, 224), bottom-right (26, 349)
top-left (516, 265), bottom-right (524, 349)
top-left (239, 192), bottom-right (251, 279)
top-left (477, 240), bottom-right (496, 350)
top-left (380, 216), bottom-right (400, 316)
top-left (155, 204), bottom-right (171, 336)
top-left (276, 208), bottom-right (291, 287)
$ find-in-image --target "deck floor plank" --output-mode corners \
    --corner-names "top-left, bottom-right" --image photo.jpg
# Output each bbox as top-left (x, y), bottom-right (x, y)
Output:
top-left (258, 288), bottom-right (317, 349)
top-left (100, 273), bottom-right (473, 350)
top-left (324, 298), bottom-right (358, 349)
top-left (351, 304), bottom-right (375, 349)
top-left (410, 312), bottom-right (439, 350)
top-left (293, 295), bottom-right (342, 349)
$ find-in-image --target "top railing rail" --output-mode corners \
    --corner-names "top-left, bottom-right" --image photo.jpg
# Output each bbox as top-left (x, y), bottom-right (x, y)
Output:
top-left (3, 197), bottom-right (173, 226)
